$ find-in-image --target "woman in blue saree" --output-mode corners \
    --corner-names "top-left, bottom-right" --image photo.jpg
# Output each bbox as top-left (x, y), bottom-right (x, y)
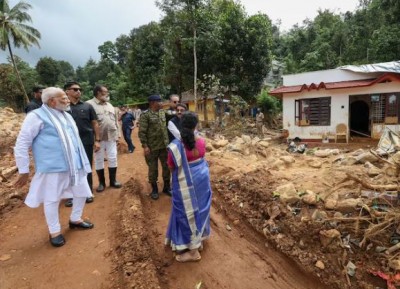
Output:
top-left (165, 112), bottom-right (212, 262)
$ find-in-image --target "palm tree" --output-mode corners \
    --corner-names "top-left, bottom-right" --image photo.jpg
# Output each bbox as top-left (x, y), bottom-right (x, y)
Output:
top-left (0, 0), bottom-right (40, 104)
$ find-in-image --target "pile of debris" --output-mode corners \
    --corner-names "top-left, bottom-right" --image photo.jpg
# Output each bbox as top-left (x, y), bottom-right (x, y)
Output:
top-left (206, 131), bottom-right (400, 289)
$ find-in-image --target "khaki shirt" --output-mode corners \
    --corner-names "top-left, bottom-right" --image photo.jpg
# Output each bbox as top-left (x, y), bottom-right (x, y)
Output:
top-left (256, 112), bottom-right (264, 123)
top-left (138, 109), bottom-right (169, 150)
top-left (86, 97), bottom-right (119, 141)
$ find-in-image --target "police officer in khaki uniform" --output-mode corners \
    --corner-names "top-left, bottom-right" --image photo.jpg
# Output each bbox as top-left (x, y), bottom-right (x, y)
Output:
top-left (138, 94), bottom-right (170, 200)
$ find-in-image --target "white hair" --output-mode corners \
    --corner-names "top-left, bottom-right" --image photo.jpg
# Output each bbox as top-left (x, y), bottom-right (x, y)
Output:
top-left (41, 87), bottom-right (64, 103)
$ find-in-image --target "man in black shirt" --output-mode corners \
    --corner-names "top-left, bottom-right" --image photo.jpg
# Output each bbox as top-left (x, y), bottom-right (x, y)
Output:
top-left (25, 86), bottom-right (44, 113)
top-left (119, 106), bottom-right (136, 153)
top-left (64, 81), bottom-right (100, 207)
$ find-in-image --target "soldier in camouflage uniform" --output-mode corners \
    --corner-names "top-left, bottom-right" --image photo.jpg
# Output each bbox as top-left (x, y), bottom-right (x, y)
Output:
top-left (138, 95), bottom-right (171, 200)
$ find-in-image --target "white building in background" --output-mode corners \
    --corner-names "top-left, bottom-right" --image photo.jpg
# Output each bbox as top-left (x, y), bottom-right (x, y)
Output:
top-left (270, 61), bottom-right (400, 141)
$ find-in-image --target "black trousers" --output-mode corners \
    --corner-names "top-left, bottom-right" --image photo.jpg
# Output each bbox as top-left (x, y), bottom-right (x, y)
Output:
top-left (83, 143), bottom-right (94, 190)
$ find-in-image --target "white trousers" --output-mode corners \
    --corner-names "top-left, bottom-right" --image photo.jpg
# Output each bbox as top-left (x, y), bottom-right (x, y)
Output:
top-left (43, 197), bottom-right (86, 234)
top-left (94, 140), bottom-right (118, 169)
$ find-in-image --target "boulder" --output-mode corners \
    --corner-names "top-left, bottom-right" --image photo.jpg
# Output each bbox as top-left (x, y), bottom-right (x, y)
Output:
top-left (212, 139), bottom-right (229, 149)
top-left (280, 156), bottom-right (295, 165)
top-left (275, 183), bottom-right (300, 204)
top-left (319, 229), bottom-right (341, 247)
top-left (314, 149), bottom-right (331, 158)
top-left (302, 190), bottom-right (318, 205)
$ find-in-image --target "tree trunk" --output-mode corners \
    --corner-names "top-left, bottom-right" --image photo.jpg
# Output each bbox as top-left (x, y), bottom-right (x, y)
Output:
top-left (193, 28), bottom-right (197, 113)
top-left (7, 39), bottom-right (29, 105)
top-left (203, 95), bottom-right (208, 127)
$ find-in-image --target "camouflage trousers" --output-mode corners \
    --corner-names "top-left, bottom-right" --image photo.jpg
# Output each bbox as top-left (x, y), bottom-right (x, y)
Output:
top-left (145, 148), bottom-right (170, 183)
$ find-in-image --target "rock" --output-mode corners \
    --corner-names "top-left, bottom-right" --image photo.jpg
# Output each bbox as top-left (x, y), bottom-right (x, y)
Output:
top-left (364, 161), bottom-right (381, 177)
top-left (311, 209), bottom-right (328, 221)
top-left (275, 183), bottom-right (300, 204)
top-left (315, 260), bottom-right (325, 270)
top-left (388, 259), bottom-right (400, 271)
top-left (319, 229), bottom-right (340, 247)
top-left (336, 198), bottom-right (362, 213)
top-left (210, 150), bottom-right (223, 156)
top-left (308, 160), bottom-right (322, 168)
top-left (352, 148), bottom-right (365, 156)
top-left (213, 139), bottom-right (229, 149)
top-left (205, 143), bottom-right (214, 152)
top-left (270, 160), bottom-right (285, 170)
top-left (355, 152), bottom-right (378, 164)
top-left (251, 136), bottom-right (260, 146)
top-left (324, 196), bottom-right (338, 210)
top-left (227, 143), bottom-right (243, 153)
top-left (258, 141), bottom-right (270, 148)
top-left (314, 149), bottom-right (331, 158)
top-left (280, 156), bottom-right (295, 165)
top-left (302, 190), bottom-right (318, 205)
top-left (330, 149), bottom-right (340, 155)
top-left (340, 157), bottom-right (358, 166)
top-left (226, 224), bottom-right (232, 231)
top-left (241, 135), bottom-right (251, 143)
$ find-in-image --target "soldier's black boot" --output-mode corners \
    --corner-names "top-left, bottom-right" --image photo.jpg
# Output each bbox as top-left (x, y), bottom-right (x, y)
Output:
top-left (162, 182), bottom-right (172, 196)
top-left (109, 167), bottom-right (122, 188)
top-left (96, 169), bottom-right (106, 192)
top-left (150, 182), bottom-right (159, 200)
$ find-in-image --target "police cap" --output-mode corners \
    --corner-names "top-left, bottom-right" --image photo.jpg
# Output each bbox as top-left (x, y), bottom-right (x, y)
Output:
top-left (148, 94), bottom-right (162, 102)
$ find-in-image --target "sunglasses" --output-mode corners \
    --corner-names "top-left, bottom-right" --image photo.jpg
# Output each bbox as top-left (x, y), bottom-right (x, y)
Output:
top-left (177, 109), bottom-right (185, 112)
top-left (69, 88), bottom-right (82, 92)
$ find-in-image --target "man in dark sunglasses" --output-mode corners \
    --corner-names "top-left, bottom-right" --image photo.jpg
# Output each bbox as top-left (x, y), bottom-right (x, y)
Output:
top-left (63, 81), bottom-right (100, 207)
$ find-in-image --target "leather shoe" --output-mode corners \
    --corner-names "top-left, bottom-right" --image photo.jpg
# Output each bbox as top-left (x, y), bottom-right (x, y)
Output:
top-left (49, 234), bottom-right (65, 247)
top-left (96, 184), bottom-right (105, 192)
top-left (86, 197), bottom-right (94, 203)
top-left (64, 198), bottom-right (73, 207)
top-left (69, 220), bottom-right (94, 229)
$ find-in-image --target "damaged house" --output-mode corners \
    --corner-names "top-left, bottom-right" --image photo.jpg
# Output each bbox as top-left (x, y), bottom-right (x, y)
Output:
top-left (270, 61), bottom-right (400, 142)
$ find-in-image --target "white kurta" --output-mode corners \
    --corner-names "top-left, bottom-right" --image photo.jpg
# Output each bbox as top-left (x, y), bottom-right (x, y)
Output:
top-left (14, 109), bottom-right (92, 208)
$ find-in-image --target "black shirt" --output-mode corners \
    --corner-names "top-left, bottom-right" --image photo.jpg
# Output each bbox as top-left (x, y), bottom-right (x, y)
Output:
top-left (121, 111), bottom-right (135, 129)
top-left (25, 98), bottom-right (42, 114)
top-left (68, 101), bottom-right (98, 145)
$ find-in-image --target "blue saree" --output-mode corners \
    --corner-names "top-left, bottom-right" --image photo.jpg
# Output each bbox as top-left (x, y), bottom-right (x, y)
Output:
top-left (165, 139), bottom-right (212, 251)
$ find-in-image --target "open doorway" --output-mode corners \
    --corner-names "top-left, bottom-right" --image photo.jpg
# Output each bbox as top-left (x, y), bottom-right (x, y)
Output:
top-left (350, 100), bottom-right (370, 137)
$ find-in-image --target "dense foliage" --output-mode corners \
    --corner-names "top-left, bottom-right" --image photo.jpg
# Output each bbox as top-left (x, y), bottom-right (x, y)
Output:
top-left (1, 0), bottom-right (400, 111)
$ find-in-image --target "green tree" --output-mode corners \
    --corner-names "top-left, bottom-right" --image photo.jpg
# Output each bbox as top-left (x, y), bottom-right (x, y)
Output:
top-left (0, 0), bottom-right (40, 104)
top-left (127, 22), bottom-right (166, 98)
top-left (98, 40), bottom-right (117, 61)
top-left (35, 57), bottom-right (60, 86)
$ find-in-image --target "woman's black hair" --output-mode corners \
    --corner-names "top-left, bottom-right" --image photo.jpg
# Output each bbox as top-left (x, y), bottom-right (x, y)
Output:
top-left (180, 112), bottom-right (198, 150)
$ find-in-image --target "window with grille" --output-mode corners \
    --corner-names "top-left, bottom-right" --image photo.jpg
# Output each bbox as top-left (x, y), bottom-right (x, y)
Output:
top-left (370, 93), bottom-right (400, 124)
top-left (295, 97), bottom-right (331, 126)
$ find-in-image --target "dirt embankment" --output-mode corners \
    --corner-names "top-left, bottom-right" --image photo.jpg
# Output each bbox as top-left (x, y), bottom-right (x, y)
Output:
top-left (0, 108), bottom-right (396, 289)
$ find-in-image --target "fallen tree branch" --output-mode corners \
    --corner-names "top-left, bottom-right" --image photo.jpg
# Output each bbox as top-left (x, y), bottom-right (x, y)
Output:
top-left (345, 172), bottom-right (400, 191)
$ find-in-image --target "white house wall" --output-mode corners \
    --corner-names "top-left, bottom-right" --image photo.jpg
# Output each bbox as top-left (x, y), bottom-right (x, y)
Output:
top-left (282, 82), bottom-right (400, 140)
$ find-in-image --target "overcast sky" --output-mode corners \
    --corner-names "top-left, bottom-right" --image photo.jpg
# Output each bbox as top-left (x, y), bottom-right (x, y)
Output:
top-left (0, 0), bottom-right (359, 68)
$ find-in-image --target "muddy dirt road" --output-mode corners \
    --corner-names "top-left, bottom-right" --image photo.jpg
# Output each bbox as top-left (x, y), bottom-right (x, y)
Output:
top-left (0, 130), bottom-right (325, 289)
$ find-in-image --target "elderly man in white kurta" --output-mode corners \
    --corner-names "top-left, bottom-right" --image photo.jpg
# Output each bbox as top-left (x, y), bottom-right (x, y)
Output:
top-left (14, 87), bottom-right (94, 248)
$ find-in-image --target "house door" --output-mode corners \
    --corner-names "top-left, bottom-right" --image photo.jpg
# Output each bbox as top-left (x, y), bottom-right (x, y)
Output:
top-left (350, 100), bottom-right (370, 136)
